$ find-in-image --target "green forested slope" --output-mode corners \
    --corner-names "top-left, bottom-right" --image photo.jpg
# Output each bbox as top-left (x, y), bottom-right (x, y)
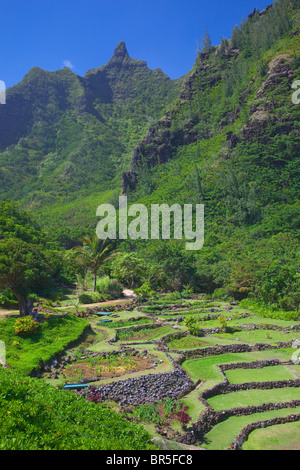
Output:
top-left (0, 0), bottom-right (299, 310)
top-left (120, 0), bottom-right (300, 309)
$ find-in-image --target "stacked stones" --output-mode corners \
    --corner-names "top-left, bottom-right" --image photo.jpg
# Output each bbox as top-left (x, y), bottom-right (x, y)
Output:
top-left (81, 354), bottom-right (195, 406)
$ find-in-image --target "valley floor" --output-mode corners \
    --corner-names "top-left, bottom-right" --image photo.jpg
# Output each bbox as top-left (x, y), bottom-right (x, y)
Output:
top-left (1, 295), bottom-right (299, 451)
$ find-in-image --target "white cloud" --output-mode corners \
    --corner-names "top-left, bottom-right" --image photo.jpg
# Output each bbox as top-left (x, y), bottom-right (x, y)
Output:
top-left (63, 59), bottom-right (74, 69)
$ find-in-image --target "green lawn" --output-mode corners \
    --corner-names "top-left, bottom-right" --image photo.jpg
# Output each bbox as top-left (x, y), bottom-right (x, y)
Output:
top-left (182, 353), bottom-right (260, 382)
top-left (182, 348), bottom-right (297, 382)
top-left (0, 314), bottom-right (89, 375)
top-left (243, 420), bottom-right (300, 450)
top-left (117, 326), bottom-right (175, 342)
top-left (167, 335), bottom-right (210, 350)
top-left (198, 316), bottom-right (300, 330)
top-left (106, 310), bottom-right (149, 322)
top-left (207, 387), bottom-right (300, 411)
top-left (202, 407), bottom-right (300, 450)
top-left (106, 318), bottom-right (153, 329)
top-left (217, 329), bottom-right (300, 345)
top-left (225, 365), bottom-right (300, 384)
top-left (169, 328), bottom-right (300, 350)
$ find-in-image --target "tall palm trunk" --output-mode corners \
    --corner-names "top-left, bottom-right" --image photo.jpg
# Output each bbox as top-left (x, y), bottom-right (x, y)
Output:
top-left (72, 234), bottom-right (117, 294)
top-left (93, 271), bottom-right (97, 292)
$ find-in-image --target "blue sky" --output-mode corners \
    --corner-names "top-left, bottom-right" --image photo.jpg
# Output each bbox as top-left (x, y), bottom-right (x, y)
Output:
top-left (1, 0), bottom-right (274, 88)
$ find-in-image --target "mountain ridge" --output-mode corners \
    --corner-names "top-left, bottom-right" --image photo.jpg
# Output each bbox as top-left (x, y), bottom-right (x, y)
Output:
top-left (0, 41), bottom-right (181, 229)
top-left (0, 0), bottom-right (299, 308)
top-left (0, 1), bottom-right (299, 265)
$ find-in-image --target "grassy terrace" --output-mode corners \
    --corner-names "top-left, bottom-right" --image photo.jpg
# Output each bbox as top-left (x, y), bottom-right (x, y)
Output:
top-left (0, 314), bottom-right (89, 376)
top-left (243, 421), bottom-right (300, 450)
top-left (1, 296), bottom-right (299, 450)
top-left (181, 349), bottom-right (295, 382)
top-left (207, 388), bottom-right (300, 411)
top-left (215, 329), bottom-right (300, 345)
top-left (190, 316), bottom-right (300, 329)
top-left (224, 364), bottom-right (300, 384)
top-left (202, 407), bottom-right (300, 450)
top-left (116, 325), bottom-right (174, 342)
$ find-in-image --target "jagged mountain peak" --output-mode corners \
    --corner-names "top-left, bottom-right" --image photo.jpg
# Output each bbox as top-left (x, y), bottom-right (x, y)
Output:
top-left (112, 41), bottom-right (129, 60)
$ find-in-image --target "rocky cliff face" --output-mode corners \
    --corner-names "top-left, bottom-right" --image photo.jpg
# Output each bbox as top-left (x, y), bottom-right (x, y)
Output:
top-left (242, 54), bottom-right (296, 142)
top-left (0, 67), bottom-right (87, 149)
top-left (121, 46), bottom-right (238, 194)
top-left (122, 11), bottom-right (300, 196)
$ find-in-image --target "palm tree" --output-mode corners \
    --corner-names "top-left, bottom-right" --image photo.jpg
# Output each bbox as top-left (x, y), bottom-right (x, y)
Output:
top-left (72, 234), bottom-right (116, 292)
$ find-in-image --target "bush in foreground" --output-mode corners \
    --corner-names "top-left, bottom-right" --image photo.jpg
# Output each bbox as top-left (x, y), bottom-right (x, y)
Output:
top-left (0, 368), bottom-right (155, 450)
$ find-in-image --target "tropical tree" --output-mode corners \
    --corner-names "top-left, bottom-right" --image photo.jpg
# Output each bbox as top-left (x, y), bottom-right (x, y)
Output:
top-left (0, 238), bottom-right (52, 315)
top-left (0, 201), bottom-right (56, 315)
top-left (110, 252), bottom-right (148, 289)
top-left (201, 25), bottom-right (213, 52)
top-left (72, 234), bottom-right (116, 292)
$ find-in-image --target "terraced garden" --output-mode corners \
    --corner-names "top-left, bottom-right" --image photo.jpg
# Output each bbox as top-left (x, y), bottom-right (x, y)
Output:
top-left (1, 296), bottom-right (299, 450)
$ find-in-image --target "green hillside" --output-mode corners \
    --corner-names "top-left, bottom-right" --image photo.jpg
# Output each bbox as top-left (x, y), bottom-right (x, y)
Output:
top-left (0, 0), bottom-right (300, 453)
top-left (0, 0), bottom-right (299, 311)
top-left (120, 0), bottom-right (300, 310)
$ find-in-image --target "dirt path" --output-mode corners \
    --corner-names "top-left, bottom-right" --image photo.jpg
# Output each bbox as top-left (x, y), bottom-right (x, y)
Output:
top-left (0, 290), bottom-right (137, 316)
top-left (56, 289), bottom-right (137, 310)
top-left (0, 309), bottom-right (18, 317)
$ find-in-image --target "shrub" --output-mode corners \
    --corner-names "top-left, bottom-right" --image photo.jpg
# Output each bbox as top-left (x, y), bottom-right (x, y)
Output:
top-left (184, 316), bottom-right (204, 337)
top-left (78, 293), bottom-right (94, 304)
top-left (211, 288), bottom-right (234, 301)
top-left (14, 316), bottom-right (39, 337)
top-left (173, 402), bottom-right (192, 425)
top-left (180, 284), bottom-right (194, 299)
top-left (133, 398), bottom-right (191, 428)
top-left (163, 292), bottom-right (182, 301)
top-left (96, 277), bottom-right (123, 299)
top-left (96, 276), bottom-right (111, 293)
top-left (218, 315), bottom-right (228, 332)
top-left (106, 279), bottom-right (123, 299)
top-left (134, 282), bottom-right (156, 301)
top-left (91, 292), bottom-right (108, 302)
top-left (253, 260), bottom-right (300, 311)
top-left (0, 368), bottom-right (155, 450)
top-left (239, 299), bottom-right (300, 321)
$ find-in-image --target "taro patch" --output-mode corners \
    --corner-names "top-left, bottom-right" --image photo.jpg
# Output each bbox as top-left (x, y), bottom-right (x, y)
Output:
top-left (44, 350), bottom-right (158, 383)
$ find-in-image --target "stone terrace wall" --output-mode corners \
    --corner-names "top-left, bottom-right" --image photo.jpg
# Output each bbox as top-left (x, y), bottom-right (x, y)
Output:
top-left (169, 341), bottom-right (293, 359)
top-left (177, 358), bottom-right (300, 446)
top-left (201, 359), bottom-right (300, 400)
top-left (202, 378), bottom-right (300, 400)
top-left (219, 359), bottom-right (281, 371)
top-left (85, 354), bottom-right (196, 406)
